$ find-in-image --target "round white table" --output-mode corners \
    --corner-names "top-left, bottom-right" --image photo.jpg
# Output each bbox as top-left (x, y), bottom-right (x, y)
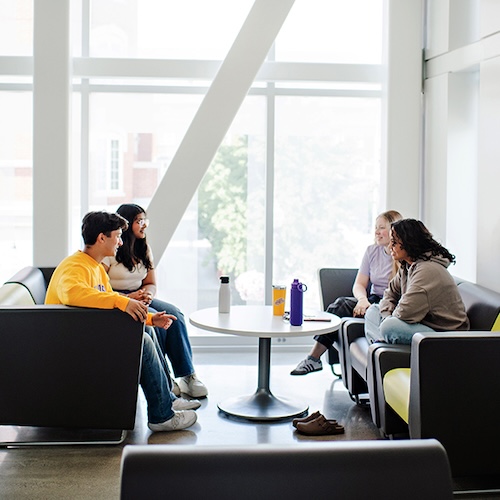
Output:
top-left (189, 305), bottom-right (341, 421)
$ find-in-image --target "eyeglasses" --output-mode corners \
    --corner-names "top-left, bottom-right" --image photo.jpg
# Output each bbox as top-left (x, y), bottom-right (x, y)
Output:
top-left (136, 218), bottom-right (149, 227)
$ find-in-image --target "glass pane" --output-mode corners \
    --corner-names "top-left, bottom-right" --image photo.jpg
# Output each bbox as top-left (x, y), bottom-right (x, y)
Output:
top-left (70, 92), bottom-right (82, 252)
top-left (70, 0), bottom-right (83, 57)
top-left (274, 95), bottom-right (381, 310)
top-left (0, 91), bottom-right (33, 284)
top-left (196, 98), bottom-right (266, 311)
top-left (276, 0), bottom-right (383, 64)
top-left (89, 0), bottom-right (253, 58)
top-left (87, 91), bottom-right (266, 320)
top-left (0, 0), bottom-right (33, 56)
top-left (88, 92), bottom-right (201, 209)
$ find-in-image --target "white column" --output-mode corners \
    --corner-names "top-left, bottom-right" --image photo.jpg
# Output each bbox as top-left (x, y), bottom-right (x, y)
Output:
top-left (146, 0), bottom-right (295, 263)
top-left (382, 0), bottom-right (424, 219)
top-left (33, 0), bottom-right (71, 266)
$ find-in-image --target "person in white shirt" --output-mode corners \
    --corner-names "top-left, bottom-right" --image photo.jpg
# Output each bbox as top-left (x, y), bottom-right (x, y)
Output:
top-left (102, 203), bottom-right (208, 399)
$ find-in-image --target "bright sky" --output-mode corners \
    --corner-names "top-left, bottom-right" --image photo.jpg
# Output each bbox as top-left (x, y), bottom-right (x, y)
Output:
top-left (136, 0), bottom-right (382, 63)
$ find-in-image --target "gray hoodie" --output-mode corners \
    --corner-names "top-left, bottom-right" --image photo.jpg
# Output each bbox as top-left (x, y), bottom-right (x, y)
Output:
top-left (379, 254), bottom-right (470, 331)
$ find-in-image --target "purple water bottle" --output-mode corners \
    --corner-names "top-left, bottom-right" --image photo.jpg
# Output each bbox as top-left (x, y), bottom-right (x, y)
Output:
top-left (290, 279), bottom-right (307, 326)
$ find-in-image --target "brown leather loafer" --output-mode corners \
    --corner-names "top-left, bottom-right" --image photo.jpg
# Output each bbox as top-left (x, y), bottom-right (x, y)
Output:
top-left (292, 411), bottom-right (338, 428)
top-left (296, 414), bottom-right (345, 436)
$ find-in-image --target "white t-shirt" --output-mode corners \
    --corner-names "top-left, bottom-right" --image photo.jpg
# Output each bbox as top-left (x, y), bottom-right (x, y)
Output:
top-left (102, 245), bottom-right (153, 292)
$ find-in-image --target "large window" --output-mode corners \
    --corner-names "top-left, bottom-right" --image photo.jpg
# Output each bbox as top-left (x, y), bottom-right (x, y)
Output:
top-left (1, 1), bottom-right (384, 333)
top-left (0, 92), bottom-right (33, 282)
top-left (0, 2), bottom-right (33, 282)
top-left (274, 96), bottom-right (381, 308)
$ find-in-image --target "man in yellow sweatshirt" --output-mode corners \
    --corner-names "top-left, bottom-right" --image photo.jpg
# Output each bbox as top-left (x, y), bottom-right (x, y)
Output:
top-left (46, 211), bottom-right (198, 432)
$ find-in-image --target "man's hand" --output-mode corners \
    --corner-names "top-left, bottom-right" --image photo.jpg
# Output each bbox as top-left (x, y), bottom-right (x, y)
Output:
top-left (125, 298), bottom-right (149, 322)
top-left (152, 311), bottom-right (177, 329)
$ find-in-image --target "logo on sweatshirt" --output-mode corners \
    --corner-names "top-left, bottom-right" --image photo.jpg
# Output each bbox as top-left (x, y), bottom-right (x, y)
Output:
top-left (95, 284), bottom-right (106, 292)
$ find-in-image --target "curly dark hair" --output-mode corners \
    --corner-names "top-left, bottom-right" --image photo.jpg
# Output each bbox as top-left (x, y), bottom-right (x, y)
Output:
top-left (391, 219), bottom-right (456, 264)
top-left (81, 211), bottom-right (128, 245)
top-left (114, 203), bottom-right (153, 272)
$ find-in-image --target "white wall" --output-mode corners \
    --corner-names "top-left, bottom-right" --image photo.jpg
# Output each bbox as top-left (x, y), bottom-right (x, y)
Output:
top-left (424, 0), bottom-right (500, 290)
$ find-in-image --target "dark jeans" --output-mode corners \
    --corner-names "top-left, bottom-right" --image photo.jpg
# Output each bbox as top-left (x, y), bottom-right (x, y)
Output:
top-left (314, 294), bottom-right (382, 349)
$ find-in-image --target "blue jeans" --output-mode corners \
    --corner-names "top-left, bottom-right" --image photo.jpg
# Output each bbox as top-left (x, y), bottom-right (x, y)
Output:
top-left (364, 304), bottom-right (435, 345)
top-left (140, 330), bottom-right (174, 424)
top-left (149, 298), bottom-right (195, 378)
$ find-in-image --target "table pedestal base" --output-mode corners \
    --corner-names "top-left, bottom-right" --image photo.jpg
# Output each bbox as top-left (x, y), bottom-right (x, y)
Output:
top-left (217, 389), bottom-right (308, 422)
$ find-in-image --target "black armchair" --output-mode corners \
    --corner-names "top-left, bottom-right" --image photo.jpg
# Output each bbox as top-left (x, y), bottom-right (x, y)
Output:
top-left (370, 278), bottom-right (500, 477)
top-left (0, 266), bottom-right (144, 446)
top-left (317, 268), bottom-right (358, 377)
top-left (317, 268), bottom-right (373, 404)
top-left (375, 332), bottom-right (500, 477)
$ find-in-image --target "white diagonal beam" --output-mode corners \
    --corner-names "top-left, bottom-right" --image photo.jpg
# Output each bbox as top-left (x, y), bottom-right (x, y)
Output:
top-left (146, 0), bottom-right (295, 263)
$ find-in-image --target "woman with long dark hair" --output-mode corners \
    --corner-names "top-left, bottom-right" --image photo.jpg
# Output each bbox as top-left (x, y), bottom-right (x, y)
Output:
top-left (102, 203), bottom-right (208, 399)
top-left (364, 218), bottom-right (469, 345)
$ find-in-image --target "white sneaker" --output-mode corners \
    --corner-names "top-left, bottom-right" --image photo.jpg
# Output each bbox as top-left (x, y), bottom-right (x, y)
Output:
top-left (172, 380), bottom-right (181, 397)
top-left (172, 396), bottom-right (201, 411)
top-left (290, 356), bottom-right (323, 375)
top-left (148, 410), bottom-right (197, 432)
top-left (177, 373), bottom-right (208, 398)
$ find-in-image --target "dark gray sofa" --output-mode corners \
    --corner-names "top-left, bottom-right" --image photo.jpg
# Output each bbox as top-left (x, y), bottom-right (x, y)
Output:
top-left (120, 440), bottom-right (453, 500)
top-left (322, 269), bottom-right (500, 476)
top-left (333, 275), bottom-right (500, 411)
top-left (0, 266), bottom-right (144, 445)
top-left (326, 268), bottom-right (500, 477)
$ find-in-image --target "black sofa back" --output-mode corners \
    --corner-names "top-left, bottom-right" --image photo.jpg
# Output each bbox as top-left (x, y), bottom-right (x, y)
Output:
top-left (120, 440), bottom-right (453, 500)
top-left (456, 280), bottom-right (500, 330)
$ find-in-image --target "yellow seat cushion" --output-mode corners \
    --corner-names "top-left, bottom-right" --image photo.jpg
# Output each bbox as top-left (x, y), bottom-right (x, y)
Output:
top-left (383, 368), bottom-right (411, 423)
top-left (491, 313), bottom-right (500, 331)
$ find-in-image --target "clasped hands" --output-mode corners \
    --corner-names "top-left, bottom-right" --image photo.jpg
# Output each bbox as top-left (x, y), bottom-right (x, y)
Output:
top-left (128, 288), bottom-right (153, 305)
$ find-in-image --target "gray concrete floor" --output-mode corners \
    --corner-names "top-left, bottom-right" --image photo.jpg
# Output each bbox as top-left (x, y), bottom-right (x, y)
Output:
top-left (0, 350), bottom-right (379, 499)
top-left (0, 350), bottom-right (498, 499)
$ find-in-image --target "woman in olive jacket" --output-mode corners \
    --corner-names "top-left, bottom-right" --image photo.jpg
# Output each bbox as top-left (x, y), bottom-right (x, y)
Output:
top-left (364, 219), bottom-right (469, 345)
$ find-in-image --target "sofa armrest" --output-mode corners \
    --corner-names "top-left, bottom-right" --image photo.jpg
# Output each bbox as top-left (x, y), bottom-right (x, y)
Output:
top-left (337, 318), bottom-right (366, 392)
top-left (339, 318), bottom-right (365, 376)
top-left (368, 344), bottom-right (411, 431)
top-left (3, 266), bottom-right (47, 304)
top-left (342, 318), bottom-right (365, 344)
top-left (409, 331), bottom-right (500, 476)
top-left (0, 305), bottom-right (144, 430)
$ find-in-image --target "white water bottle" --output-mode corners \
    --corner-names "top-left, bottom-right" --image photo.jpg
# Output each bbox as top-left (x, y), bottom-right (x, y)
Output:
top-left (219, 276), bottom-right (231, 313)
